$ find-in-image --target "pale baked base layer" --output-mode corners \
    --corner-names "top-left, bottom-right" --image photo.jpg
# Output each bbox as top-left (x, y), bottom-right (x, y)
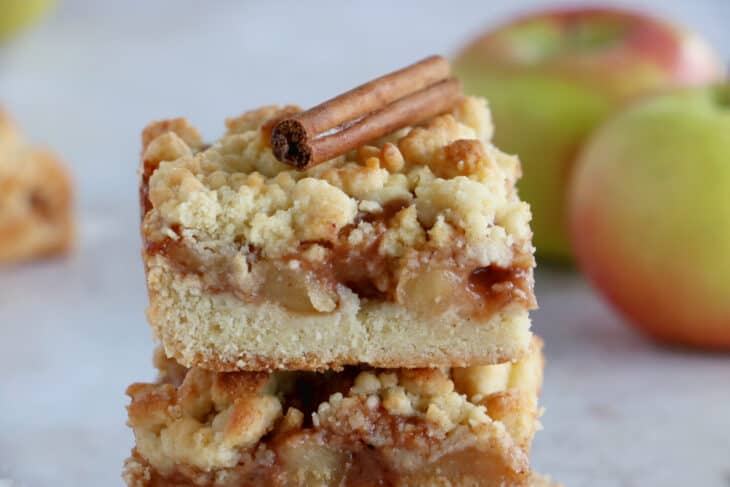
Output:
top-left (146, 256), bottom-right (532, 371)
top-left (123, 339), bottom-right (544, 487)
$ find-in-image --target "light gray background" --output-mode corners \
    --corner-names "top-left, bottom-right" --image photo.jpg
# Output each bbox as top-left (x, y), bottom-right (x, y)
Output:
top-left (1, 1), bottom-right (728, 486)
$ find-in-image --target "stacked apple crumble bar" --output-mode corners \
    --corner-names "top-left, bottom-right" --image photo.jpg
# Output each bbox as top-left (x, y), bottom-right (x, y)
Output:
top-left (124, 57), bottom-right (561, 486)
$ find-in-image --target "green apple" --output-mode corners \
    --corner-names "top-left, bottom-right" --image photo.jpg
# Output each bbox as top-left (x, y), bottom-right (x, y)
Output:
top-left (569, 83), bottom-right (730, 349)
top-left (454, 7), bottom-right (722, 261)
top-left (0, 0), bottom-right (55, 43)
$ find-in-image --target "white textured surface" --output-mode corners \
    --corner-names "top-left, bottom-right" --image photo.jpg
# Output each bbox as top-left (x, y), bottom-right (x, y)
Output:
top-left (1, 1), bottom-right (729, 486)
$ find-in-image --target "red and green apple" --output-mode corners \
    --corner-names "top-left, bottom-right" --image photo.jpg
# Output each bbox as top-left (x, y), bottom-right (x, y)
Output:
top-left (454, 7), bottom-right (722, 261)
top-left (569, 83), bottom-right (730, 349)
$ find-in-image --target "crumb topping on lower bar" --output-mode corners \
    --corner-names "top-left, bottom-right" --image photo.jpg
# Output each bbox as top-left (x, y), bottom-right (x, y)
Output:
top-left (125, 339), bottom-right (542, 486)
top-left (140, 98), bottom-right (535, 319)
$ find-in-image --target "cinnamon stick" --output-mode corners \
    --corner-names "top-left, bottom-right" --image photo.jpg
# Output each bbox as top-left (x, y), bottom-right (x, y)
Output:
top-left (305, 78), bottom-right (461, 166)
top-left (271, 55), bottom-right (461, 169)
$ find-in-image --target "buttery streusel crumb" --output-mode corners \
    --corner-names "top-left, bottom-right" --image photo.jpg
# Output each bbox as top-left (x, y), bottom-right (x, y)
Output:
top-left (0, 109), bottom-right (74, 264)
top-left (124, 338), bottom-right (544, 487)
top-left (141, 96), bottom-right (536, 371)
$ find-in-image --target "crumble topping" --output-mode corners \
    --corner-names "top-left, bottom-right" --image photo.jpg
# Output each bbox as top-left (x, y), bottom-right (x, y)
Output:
top-left (127, 339), bottom-right (542, 475)
top-left (143, 97), bottom-right (528, 254)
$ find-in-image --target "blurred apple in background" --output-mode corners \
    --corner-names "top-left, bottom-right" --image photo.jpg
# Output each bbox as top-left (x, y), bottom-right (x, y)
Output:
top-left (0, 0), bottom-right (55, 43)
top-left (454, 7), bottom-right (722, 261)
top-left (569, 83), bottom-right (730, 349)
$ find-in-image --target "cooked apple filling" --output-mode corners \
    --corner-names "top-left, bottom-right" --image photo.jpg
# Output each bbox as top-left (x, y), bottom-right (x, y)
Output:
top-left (144, 209), bottom-right (534, 318)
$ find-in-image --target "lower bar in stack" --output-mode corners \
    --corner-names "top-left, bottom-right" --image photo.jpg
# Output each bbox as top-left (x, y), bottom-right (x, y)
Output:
top-left (123, 338), bottom-right (556, 487)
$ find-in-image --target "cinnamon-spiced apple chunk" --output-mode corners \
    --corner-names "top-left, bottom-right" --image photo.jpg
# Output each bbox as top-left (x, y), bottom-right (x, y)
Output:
top-left (123, 338), bottom-right (545, 487)
top-left (141, 91), bottom-right (535, 371)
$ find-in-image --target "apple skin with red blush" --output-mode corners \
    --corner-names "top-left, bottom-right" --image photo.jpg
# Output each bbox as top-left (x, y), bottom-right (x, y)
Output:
top-left (454, 7), bottom-right (722, 261)
top-left (569, 83), bottom-right (730, 350)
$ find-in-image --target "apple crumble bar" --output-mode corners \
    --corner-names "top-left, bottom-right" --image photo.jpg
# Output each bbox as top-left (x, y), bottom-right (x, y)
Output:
top-left (123, 337), bottom-right (543, 487)
top-left (141, 96), bottom-right (535, 371)
top-left (0, 109), bottom-right (73, 264)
